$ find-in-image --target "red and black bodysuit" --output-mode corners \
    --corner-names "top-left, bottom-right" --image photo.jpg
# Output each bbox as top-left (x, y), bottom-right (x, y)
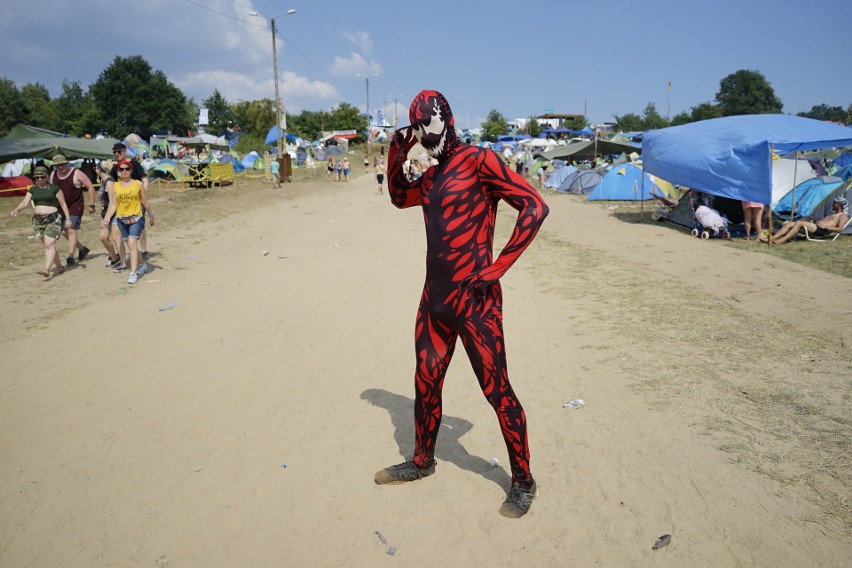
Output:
top-left (387, 90), bottom-right (549, 488)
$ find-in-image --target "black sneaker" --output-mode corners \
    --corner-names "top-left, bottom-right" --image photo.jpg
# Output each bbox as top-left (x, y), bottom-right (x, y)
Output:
top-left (66, 256), bottom-right (76, 267)
top-left (141, 251), bottom-right (150, 262)
top-left (499, 480), bottom-right (537, 518)
top-left (374, 459), bottom-right (436, 485)
top-left (78, 246), bottom-right (90, 261)
top-left (106, 257), bottom-right (122, 269)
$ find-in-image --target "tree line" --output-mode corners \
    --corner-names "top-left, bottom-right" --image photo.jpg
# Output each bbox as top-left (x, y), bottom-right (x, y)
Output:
top-left (479, 69), bottom-right (852, 141)
top-left (0, 55), bottom-right (368, 154)
top-left (3, 61), bottom-right (849, 150)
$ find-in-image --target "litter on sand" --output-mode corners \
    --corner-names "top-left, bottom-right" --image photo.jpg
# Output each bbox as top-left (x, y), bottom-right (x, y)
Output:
top-left (158, 302), bottom-right (177, 312)
top-left (652, 534), bottom-right (672, 550)
top-left (563, 399), bottom-right (586, 408)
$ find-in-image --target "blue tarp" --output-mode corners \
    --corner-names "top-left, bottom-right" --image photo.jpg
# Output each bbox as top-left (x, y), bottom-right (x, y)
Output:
top-left (264, 126), bottom-right (298, 145)
top-left (643, 115), bottom-right (852, 204)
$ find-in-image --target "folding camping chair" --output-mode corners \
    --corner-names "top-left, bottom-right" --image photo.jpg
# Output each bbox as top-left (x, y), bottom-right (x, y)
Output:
top-left (803, 217), bottom-right (852, 242)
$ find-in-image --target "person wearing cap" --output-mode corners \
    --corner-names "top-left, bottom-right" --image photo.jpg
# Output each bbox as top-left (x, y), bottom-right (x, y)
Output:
top-left (767, 196), bottom-right (850, 244)
top-left (109, 143), bottom-right (151, 262)
top-left (49, 154), bottom-right (95, 267)
top-left (9, 165), bottom-right (74, 278)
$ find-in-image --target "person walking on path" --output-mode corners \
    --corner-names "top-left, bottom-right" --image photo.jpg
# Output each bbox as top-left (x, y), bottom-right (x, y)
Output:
top-left (374, 158), bottom-right (385, 194)
top-left (270, 158), bottom-right (280, 188)
top-left (9, 165), bottom-right (74, 278)
top-left (50, 154), bottom-right (95, 267)
top-left (341, 157), bottom-right (350, 181)
top-left (376, 90), bottom-right (549, 518)
top-left (109, 143), bottom-right (151, 262)
top-left (104, 159), bottom-right (156, 284)
top-left (95, 160), bottom-right (122, 269)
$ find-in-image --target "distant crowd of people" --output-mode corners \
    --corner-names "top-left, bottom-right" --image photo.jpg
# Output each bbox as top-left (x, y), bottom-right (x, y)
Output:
top-left (9, 142), bottom-right (156, 283)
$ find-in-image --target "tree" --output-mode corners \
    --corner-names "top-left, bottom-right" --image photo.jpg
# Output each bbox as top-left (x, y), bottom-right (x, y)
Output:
top-left (202, 89), bottom-right (232, 135)
top-left (715, 69), bottom-right (782, 116)
top-left (613, 113), bottom-right (643, 132)
top-left (90, 55), bottom-right (193, 139)
top-left (690, 102), bottom-right (723, 122)
top-left (669, 112), bottom-right (691, 126)
top-left (847, 105), bottom-right (852, 126)
top-left (328, 102), bottom-right (366, 138)
top-left (288, 109), bottom-right (332, 141)
top-left (54, 80), bottom-right (98, 136)
top-left (797, 104), bottom-right (846, 123)
top-left (526, 117), bottom-right (541, 138)
top-left (243, 98), bottom-right (276, 140)
top-left (0, 77), bottom-right (28, 136)
top-left (641, 103), bottom-right (667, 130)
top-left (481, 109), bottom-right (508, 142)
top-left (20, 83), bottom-right (57, 131)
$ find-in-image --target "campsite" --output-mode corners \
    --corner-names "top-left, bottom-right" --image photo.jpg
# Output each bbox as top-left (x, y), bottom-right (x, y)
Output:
top-left (1, 115), bottom-right (851, 567)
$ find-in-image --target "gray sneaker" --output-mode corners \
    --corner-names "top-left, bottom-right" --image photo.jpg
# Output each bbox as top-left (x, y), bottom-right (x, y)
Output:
top-left (499, 480), bottom-right (537, 518)
top-left (374, 460), bottom-right (436, 485)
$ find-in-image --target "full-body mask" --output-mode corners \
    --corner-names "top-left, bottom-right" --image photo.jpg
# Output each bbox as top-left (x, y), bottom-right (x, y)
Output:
top-left (386, 90), bottom-right (549, 496)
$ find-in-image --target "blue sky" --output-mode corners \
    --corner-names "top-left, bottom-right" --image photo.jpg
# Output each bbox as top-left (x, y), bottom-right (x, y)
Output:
top-left (2, 0), bottom-right (849, 130)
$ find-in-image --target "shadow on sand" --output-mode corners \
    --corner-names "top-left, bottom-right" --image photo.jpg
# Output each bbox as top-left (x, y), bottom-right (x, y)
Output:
top-left (360, 388), bottom-right (511, 489)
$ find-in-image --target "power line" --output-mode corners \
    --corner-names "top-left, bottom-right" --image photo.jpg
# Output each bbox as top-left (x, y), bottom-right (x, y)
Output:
top-left (179, 0), bottom-right (356, 87)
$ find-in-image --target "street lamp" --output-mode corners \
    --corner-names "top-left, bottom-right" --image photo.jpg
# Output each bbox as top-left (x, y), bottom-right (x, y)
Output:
top-left (250, 9), bottom-right (296, 163)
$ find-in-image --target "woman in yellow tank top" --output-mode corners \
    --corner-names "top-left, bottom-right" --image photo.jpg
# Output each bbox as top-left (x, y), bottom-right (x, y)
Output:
top-left (101, 159), bottom-right (156, 284)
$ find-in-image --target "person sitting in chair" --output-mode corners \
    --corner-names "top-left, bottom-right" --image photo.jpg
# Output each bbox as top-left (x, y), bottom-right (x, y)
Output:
top-left (767, 196), bottom-right (849, 244)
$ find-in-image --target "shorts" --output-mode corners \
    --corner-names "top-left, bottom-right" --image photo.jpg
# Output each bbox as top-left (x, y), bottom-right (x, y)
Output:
top-left (117, 216), bottom-right (144, 240)
top-left (376, 174), bottom-right (384, 184)
top-left (32, 212), bottom-right (62, 240)
top-left (344, 169), bottom-right (350, 176)
top-left (813, 226), bottom-right (830, 238)
top-left (61, 215), bottom-right (82, 230)
top-left (742, 201), bottom-right (764, 210)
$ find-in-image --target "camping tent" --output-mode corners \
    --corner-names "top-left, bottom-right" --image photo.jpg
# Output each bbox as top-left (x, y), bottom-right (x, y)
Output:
top-left (642, 115), bottom-right (852, 204)
top-left (587, 163), bottom-right (673, 201)
top-left (773, 176), bottom-right (845, 219)
top-left (770, 157), bottom-right (818, 206)
top-left (544, 165), bottom-right (578, 189)
top-left (556, 169), bottom-right (603, 194)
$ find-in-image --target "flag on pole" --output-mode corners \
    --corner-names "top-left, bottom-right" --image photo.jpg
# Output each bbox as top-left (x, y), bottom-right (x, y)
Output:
top-left (667, 81), bottom-right (672, 91)
top-left (377, 110), bottom-right (385, 126)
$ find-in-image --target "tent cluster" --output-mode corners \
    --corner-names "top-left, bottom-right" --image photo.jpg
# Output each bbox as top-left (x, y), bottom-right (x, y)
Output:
top-left (0, 123), bottom-right (357, 194)
top-left (527, 114), bottom-right (852, 239)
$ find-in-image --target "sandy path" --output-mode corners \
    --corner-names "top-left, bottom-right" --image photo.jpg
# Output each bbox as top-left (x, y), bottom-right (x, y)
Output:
top-left (1, 171), bottom-right (849, 567)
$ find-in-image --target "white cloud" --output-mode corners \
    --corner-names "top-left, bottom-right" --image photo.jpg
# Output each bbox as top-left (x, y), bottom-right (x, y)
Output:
top-left (177, 68), bottom-right (339, 108)
top-left (341, 31), bottom-right (373, 55)
top-left (328, 53), bottom-right (383, 79)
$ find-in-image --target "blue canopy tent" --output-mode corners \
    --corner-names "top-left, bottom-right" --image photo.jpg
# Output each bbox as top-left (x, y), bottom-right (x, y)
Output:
top-left (264, 126), bottom-right (298, 145)
top-left (642, 115), bottom-right (852, 206)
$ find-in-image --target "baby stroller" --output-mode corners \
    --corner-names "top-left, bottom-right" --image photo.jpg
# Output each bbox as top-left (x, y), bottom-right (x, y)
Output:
top-left (690, 193), bottom-right (730, 239)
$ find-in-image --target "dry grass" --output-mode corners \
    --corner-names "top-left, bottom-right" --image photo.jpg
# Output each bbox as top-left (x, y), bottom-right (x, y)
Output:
top-left (513, 204), bottom-right (852, 531)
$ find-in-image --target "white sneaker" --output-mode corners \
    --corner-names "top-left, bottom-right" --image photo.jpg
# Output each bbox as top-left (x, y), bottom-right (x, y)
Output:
top-left (127, 272), bottom-right (138, 285)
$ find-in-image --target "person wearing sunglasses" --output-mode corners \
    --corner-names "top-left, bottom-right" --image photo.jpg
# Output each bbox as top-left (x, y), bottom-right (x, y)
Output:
top-left (109, 143), bottom-right (151, 262)
top-left (8, 165), bottom-right (74, 278)
top-left (49, 154), bottom-right (95, 267)
top-left (103, 159), bottom-right (156, 284)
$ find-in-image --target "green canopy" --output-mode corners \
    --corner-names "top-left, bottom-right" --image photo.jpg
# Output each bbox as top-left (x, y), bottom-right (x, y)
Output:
top-left (4, 124), bottom-right (67, 139)
top-left (0, 136), bottom-right (121, 162)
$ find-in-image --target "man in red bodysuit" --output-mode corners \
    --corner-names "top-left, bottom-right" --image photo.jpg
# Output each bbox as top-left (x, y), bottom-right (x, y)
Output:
top-left (374, 90), bottom-right (549, 518)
